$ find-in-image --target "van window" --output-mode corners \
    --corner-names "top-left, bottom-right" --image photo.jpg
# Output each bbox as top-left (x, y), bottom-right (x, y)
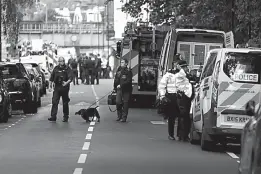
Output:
top-left (223, 52), bottom-right (261, 84)
top-left (201, 52), bottom-right (218, 79)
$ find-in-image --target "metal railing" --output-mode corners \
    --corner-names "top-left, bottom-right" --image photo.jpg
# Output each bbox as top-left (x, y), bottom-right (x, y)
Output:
top-left (19, 22), bottom-right (114, 34)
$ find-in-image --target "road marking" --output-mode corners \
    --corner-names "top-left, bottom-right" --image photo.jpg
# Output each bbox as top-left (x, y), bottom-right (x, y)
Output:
top-left (150, 121), bottom-right (166, 125)
top-left (88, 127), bottom-right (94, 132)
top-left (4, 128), bottom-right (8, 130)
top-left (8, 126), bottom-right (11, 128)
top-left (90, 122), bottom-right (95, 126)
top-left (77, 154), bottom-right (88, 163)
top-left (85, 134), bottom-right (92, 140)
top-left (73, 168), bottom-right (83, 174)
top-left (12, 124), bottom-right (15, 126)
top-left (75, 102), bottom-right (90, 106)
top-left (82, 142), bottom-right (90, 150)
top-left (226, 152), bottom-right (239, 159)
top-left (237, 161), bottom-right (240, 163)
top-left (93, 117), bottom-right (97, 121)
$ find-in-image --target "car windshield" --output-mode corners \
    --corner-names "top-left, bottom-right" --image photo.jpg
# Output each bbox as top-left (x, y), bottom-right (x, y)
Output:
top-left (1, 65), bottom-right (20, 79)
top-left (223, 52), bottom-right (261, 84)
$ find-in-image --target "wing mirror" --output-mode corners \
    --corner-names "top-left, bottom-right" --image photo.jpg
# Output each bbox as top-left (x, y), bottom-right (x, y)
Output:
top-left (245, 101), bottom-right (256, 116)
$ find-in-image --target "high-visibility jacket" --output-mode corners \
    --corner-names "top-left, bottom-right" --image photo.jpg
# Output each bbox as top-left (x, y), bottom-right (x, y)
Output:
top-left (158, 69), bottom-right (192, 98)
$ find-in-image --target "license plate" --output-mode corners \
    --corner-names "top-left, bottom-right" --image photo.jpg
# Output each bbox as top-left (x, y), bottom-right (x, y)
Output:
top-left (225, 115), bottom-right (250, 123)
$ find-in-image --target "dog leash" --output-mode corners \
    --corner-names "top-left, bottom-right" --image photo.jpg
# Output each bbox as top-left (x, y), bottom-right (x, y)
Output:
top-left (86, 90), bottom-right (117, 112)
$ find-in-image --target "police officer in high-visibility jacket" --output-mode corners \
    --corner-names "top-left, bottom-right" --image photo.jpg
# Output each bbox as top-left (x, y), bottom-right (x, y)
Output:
top-left (175, 60), bottom-right (194, 141)
top-left (48, 57), bottom-right (73, 122)
top-left (158, 60), bottom-right (193, 140)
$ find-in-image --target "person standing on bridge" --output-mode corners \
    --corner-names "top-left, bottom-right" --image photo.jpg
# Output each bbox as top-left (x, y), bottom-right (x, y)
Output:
top-left (113, 59), bottom-right (133, 122)
top-left (48, 57), bottom-right (73, 122)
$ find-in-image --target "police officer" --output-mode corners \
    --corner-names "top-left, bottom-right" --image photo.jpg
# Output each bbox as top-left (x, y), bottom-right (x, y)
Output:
top-left (113, 59), bottom-right (132, 122)
top-left (48, 57), bottom-right (73, 122)
top-left (70, 58), bottom-right (79, 85)
top-left (94, 55), bottom-right (102, 85)
top-left (174, 60), bottom-right (194, 141)
top-left (158, 61), bottom-right (181, 140)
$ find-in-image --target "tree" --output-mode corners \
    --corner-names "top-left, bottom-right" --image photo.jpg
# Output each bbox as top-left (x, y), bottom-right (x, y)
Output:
top-left (33, 9), bottom-right (61, 22)
top-left (121, 0), bottom-right (261, 45)
top-left (1, 0), bottom-right (34, 46)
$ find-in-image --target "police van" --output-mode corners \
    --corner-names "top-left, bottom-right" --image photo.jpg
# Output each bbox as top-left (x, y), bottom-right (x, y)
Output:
top-left (157, 28), bottom-right (234, 102)
top-left (190, 48), bottom-right (261, 151)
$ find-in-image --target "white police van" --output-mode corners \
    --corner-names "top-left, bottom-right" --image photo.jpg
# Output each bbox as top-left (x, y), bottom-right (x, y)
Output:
top-left (190, 48), bottom-right (261, 151)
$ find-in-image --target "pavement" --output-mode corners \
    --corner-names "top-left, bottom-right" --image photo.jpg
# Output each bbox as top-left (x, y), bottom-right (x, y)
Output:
top-left (0, 79), bottom-right (240, 174)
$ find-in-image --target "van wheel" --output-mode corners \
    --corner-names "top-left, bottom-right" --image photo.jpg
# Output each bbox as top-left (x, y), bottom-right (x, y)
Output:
top-left (201, 125), bottom-right (215, 151)
top-left (190, 120), bottom-right (200, 145)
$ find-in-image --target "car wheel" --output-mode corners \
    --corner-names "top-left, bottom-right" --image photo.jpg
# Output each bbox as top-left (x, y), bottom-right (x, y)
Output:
top-left (0, 102), bottom-right (10, 123)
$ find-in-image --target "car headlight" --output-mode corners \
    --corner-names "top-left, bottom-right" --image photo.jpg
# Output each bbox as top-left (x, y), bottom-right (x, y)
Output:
top-left (0, 94), bottom-right (3, 103)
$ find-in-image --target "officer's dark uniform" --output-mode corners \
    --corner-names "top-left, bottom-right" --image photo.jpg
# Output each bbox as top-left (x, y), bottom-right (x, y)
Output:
top-left (94, 57), bottom-right (102, 84)
top-left (114, 66), bottom-right (132, 122)
top-left (79, 56), bottom-right (84, 83)
top-left (83, 57), bottom-right (95, 85)
top-left (176, 87), bottom-right (195, 141)
top-left (70, 59), bottom-right (79, 85)
top-left (49, 65), bottom-right (73, 122)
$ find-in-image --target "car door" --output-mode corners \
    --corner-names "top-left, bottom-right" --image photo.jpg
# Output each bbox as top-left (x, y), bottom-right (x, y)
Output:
top-left (193, 51), bottom-right (218, 131)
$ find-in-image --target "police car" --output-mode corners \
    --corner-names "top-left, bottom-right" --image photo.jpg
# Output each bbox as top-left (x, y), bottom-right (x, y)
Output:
top-left (189, 48), bottom-right (261, 151)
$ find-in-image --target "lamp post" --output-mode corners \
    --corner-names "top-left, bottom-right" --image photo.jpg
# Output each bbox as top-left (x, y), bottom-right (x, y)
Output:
top-left (97, 1), bottom-right (100, 54)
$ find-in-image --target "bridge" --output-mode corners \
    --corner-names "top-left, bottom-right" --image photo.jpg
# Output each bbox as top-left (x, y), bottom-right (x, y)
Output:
top-left (19, 21), bottom-right (116, 52)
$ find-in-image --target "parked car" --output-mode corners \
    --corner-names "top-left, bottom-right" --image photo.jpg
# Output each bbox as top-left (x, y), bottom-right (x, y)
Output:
top-left (0, 62), bottom-right (38, 114)
top-left (0, 70), bottom-right (12, 122)
top-left (23, 63), bottom-right (47, 96)
top-left (23, 64), bottom-right (42, 107)
top-left (42, 68), bottom-right (50, 88)
top-left (239, 101), bottom-right (261, 174)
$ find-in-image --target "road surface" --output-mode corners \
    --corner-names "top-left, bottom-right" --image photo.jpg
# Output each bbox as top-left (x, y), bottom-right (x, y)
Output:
top-left (0, 79), bottom-right (240, 174)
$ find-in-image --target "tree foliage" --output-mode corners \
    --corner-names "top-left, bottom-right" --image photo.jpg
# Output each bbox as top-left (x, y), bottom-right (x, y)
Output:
top-left (1, 0), bottom-right (34, 45)
top-left (121, 0), bottom-right (261, 45)
top-left (33, 9), bottom-right (61, 22)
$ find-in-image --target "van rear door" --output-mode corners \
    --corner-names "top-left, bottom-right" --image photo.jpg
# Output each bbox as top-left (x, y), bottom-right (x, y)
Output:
top-left (217, 51), bottom-right (261, 129)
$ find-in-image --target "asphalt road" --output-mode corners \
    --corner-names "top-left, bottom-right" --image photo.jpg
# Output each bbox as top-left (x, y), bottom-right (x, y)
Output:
top-left (0, 79), bottom-right (240, 174)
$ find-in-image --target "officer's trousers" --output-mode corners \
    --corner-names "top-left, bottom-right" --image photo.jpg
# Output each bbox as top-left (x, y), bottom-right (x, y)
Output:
top-left (95, 68), bottom-right (101, 84)
top-left (84, 68), bottom-right (94, 84)
top-left (177, 97), bottom-right (191, 140)
top-left (72, 69), bottom-right (79, 85)
top-left (51, 86), bottom-right (70, 119)
top-left (165, 93), bottom-right (180, 138)
top-left (116, 89), bottom-right (131, 120)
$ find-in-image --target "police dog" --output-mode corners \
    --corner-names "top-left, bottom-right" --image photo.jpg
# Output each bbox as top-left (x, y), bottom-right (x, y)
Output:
top-left (75, 106), bottom-right (100, 123)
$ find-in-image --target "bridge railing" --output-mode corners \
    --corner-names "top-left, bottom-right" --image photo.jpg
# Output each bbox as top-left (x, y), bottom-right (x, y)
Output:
top-left (19, 22), bottom-right (114, 34)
